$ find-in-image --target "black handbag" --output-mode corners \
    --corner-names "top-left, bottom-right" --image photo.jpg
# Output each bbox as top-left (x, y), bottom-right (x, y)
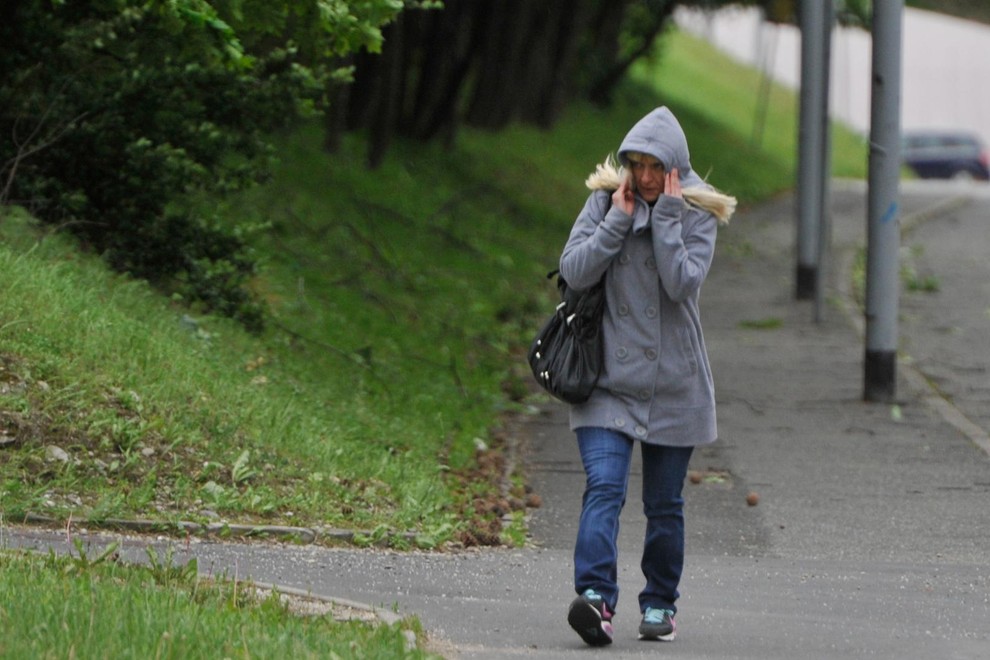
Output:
top-left (527, 270), bottom-right (606, 404)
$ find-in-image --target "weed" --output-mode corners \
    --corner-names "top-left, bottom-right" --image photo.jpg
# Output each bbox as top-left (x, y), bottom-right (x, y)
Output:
top-left (145, 546), bottom-right (199, 589)
top-left (739, 317), bottom-right (784, 330)
top-left (902, 245), bottom-right (940, 292)
top-left (230, 449), bottom-right (256, 484)
top-left (52, 537), bottom-right (121, 575)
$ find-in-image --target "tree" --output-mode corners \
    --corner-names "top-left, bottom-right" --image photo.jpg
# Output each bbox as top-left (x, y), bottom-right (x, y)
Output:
top-left (335, 0), bottom-right (625, 160)
top-left (907, 0), bottom-right (990, 25)
top-left (0, 0), bottom-right (404, 328)
top-left (1, 0), bottom-right (888, 322)
top-left (328, 0), bottom-right (871, 165)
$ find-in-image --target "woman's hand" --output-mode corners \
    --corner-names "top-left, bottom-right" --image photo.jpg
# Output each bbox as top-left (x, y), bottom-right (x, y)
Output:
top-left (612, 178), bottom-right (635, 215)
top-left (665, 168), bottom-right (682, 199)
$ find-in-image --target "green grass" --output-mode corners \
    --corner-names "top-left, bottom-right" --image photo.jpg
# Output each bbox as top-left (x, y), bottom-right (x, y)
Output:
top-left (0, 545), bottom-right (429, 659)
top-left (738, 317), bottom-right (785, 330)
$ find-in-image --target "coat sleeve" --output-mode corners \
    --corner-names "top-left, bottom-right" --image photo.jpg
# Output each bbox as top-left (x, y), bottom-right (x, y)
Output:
top-left (650, 195), bottom-right (717, 302)
top-left (559, 191), bottom-right (633, 290)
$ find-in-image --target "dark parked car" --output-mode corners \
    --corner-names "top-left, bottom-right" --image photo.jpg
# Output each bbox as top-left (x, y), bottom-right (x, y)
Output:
top-left (901, 130), bottom-right (990, 181)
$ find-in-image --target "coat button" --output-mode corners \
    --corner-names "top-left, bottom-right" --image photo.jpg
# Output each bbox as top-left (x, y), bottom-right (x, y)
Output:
top-left (635, 426), bottom-right (647, 437)
top-left (646, 257), bottom-right (656, 269)
top-left (645, 349), bottom-right (658, 360)
top-left (638, 389), bottom-right (650, 400)
top-left (615, 418), bottom-right (626, 427)
top-left (645, 306), bottom-right (657, 318)
top-left (618, 303), bottom-right (629, 316)
top-left (619, 254), bottom-right (631, 264)
top-left (616, 347), bottom-right (628, 360)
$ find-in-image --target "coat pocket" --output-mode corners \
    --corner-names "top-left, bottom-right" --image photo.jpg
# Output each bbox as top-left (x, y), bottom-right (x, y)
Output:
top-left (671, 327), bottom-right (699, 376)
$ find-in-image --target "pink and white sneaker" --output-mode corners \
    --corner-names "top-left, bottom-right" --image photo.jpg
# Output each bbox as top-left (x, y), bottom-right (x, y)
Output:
top-left (639, 607), bottom-right (676, 641)
top-left (567, 589), bottom-right (614, 646)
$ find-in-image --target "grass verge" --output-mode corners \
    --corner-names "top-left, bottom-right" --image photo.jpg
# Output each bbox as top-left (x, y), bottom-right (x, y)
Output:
top-left (0, 543), bottom-right (430, 658)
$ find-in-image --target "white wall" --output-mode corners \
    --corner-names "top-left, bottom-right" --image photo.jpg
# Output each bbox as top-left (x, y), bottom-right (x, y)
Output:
top-left (676, 6), bottom-right (990, 148)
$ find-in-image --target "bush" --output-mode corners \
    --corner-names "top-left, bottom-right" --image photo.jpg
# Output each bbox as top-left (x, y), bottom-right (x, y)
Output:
top-left (0, 2), bottom-right (322, 330)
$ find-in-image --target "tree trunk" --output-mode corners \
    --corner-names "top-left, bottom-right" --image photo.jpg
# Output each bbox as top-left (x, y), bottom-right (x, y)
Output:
top-left (524, 0), bottom-right (597, 128)
top-left (323, 57), bottom-right (353, 154)
top-left (367, 15), bottom-right (406, 169)
top-left (402, 0), bottom-right (477, 142)
top-left (464, 0), bottom-right (534, 129)
top-left (588, 2), bottom-right (676, 106)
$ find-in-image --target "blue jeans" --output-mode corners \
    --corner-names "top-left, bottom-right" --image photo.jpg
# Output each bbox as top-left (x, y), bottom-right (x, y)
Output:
top-left (573, 427), bottom-right (693, 615)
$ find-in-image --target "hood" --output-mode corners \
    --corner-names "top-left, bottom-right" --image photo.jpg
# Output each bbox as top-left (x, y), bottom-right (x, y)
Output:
top-left (617, 107), bottom-right (705, 189)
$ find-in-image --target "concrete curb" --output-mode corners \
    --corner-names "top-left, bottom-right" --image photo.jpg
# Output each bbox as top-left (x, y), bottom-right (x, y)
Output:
top-left (250, 580), bottom-right (405, 626)
top-left (19, 513), bottom-right (425, 547)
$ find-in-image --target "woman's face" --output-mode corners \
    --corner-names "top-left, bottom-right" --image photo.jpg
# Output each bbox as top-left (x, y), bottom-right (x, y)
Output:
top-left (627, 154), bottom-right (665, 203)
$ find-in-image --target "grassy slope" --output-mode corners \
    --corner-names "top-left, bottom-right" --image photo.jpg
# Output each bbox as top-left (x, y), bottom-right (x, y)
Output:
top-left (0, 29), bottom-right (867, 548)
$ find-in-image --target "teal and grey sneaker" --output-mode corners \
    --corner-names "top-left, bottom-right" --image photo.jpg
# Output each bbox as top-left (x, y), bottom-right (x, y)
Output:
top-left (639, 607), bottom-right (676, 641)
top-left (567, 589), bottom-right (614, 646)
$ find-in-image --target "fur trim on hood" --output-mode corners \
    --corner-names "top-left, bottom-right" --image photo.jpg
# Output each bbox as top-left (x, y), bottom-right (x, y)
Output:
top-left (585, 106), bottom-right (737, 224)
top-left (585, 155), bottom-right (736, 225)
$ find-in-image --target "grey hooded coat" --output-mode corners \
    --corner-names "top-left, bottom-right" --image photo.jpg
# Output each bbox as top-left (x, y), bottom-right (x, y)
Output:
top-left (559, 107), bottom-right (718, 447)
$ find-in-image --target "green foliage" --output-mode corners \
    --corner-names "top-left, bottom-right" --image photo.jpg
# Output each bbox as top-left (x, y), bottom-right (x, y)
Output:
top-left (53, 538), bottom-right (122, 576)
top-left (902, 244), bottom-right (940, 293)
top-left (0, 1), bottom-right (404, 331)
top-left (0, 4), bottom-right (286, 329)
top-left (144, 545), bottom-right (200, 588)
top-left (906, 0), bottom-right (990, 25)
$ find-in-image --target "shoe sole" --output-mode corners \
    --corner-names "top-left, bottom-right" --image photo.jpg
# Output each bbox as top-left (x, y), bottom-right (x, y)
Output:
top-left (568, 600), bottom-right (613, 646)
top-left (638, 626), bottom-right (676, 642)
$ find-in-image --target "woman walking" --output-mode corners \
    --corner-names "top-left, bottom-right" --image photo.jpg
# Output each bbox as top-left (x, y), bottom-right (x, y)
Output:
top-left (559, 106), bottom-right (735, 645)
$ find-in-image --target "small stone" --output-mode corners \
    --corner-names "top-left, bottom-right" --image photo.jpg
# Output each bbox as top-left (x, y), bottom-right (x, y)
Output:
top-left (45, 445), bottom-right (70, 463)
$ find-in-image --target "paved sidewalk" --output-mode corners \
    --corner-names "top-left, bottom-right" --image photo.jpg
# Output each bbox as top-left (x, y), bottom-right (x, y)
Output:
top-left (6, 181), bottom-right (990, 658)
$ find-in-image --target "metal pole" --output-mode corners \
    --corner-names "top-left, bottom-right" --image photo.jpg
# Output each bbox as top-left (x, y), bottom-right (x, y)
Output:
top-left (814, 1), bottom-right (834, 322)
top-left (796, 0), bottom-right (828, 300)
top-left (864, 0), bottom-right (903, 402)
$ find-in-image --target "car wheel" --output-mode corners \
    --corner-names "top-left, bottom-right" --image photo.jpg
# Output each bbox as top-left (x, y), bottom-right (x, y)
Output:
top-left (952, 169), bottom-right (975, 181)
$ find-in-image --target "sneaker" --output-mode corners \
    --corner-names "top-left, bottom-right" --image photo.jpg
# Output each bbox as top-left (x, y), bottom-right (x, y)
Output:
top-left (567, 589), bottom-right (614, 646)
top-left (639, 607), bottom-right (676, 641)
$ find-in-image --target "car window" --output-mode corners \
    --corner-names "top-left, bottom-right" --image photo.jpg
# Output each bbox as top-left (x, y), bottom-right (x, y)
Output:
top-left (945, 135), bottom-right (975, 148)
